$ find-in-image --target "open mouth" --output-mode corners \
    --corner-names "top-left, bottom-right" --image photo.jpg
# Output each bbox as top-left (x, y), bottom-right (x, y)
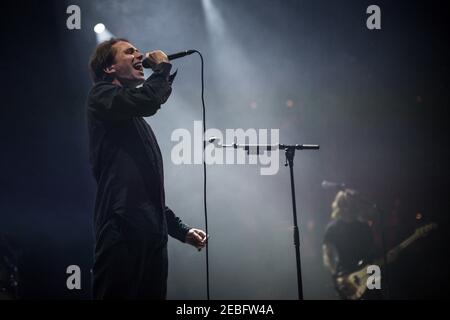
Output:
top-left (133, 62), bottom-right (143, 72)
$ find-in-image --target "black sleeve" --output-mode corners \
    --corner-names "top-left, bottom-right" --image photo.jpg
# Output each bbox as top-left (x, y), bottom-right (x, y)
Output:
top-left (323, 225), bottom-right (335, 245)
top-left (88, 62), bottom-right (174, 121)
top-left (165, 206), bottom-right (191, 243)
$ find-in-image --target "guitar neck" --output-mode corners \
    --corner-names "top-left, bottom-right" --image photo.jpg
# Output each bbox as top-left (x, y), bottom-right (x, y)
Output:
top-left (375, 232), bottom-right (422, 266)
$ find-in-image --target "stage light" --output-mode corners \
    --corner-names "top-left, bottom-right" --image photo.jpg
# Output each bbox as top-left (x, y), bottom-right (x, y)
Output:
top-left (201, 0), bottom-right (226, 38)
top-left (94, 23), bottom-right (106, 34)
top-left (93, 23), bottom-right (115, 43)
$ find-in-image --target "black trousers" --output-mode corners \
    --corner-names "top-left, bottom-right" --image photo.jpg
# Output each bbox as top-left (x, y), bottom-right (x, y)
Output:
top-left (92, 216), bottom-right (168, 300)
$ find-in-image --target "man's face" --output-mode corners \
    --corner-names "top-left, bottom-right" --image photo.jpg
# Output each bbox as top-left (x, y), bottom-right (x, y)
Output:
top-left (107, 41), bottom-right (145, 87)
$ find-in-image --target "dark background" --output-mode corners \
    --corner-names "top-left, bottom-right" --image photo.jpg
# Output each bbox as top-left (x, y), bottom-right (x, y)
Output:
top-left (1, 0), bottom-right (449, 299)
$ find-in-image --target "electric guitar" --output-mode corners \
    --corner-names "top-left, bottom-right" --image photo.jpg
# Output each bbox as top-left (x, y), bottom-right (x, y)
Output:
top-left (334, 222), bottom-right (438, 300)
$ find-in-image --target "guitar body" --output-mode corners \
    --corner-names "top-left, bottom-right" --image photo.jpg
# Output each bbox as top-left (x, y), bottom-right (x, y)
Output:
top-left (335, 266), bottom-right (373, 300)
top-left (333, 223), bottom-right (437, 300)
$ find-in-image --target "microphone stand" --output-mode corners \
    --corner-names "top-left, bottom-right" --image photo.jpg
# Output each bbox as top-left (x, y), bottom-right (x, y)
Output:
top-left (212, 140), bottom-right (319, 300)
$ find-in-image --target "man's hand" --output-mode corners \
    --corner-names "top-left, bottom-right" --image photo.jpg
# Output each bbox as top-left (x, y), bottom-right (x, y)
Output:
top-left (185, 228), bottom-right (208, 251)
top-left (144, 50), bottom-right (169, 70)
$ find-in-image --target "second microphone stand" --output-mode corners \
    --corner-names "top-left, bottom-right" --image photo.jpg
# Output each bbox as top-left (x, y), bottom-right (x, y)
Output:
top-left (211, 139), bottom-right (320, 300)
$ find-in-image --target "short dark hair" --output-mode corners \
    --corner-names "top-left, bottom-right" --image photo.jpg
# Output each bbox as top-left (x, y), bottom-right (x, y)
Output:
top-left (89, 38), bottom-right (129, 83)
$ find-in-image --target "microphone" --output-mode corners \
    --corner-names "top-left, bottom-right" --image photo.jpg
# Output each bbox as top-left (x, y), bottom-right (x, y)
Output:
top-left (142, 50), bottom-right (196, 68)
top-left (321, 180), bottom-right (346, 190)
top-left (167, 50), bottom-right (196, 61)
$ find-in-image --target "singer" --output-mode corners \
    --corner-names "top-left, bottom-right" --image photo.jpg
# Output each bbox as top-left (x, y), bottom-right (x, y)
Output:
top-left (86, 38), bottom-right (207, 299)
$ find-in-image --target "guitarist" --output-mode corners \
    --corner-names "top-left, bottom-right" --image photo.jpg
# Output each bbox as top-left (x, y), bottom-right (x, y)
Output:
top-left (322, 189), bottom-right (382, 300)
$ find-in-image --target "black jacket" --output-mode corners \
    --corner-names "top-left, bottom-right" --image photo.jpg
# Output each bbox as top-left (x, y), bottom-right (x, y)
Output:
top-left (86, 62), bottom-right (189, 243)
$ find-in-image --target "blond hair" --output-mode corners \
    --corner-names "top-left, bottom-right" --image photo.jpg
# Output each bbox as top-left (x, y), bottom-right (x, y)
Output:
top-left (331, 189), bottom-right (360, 220)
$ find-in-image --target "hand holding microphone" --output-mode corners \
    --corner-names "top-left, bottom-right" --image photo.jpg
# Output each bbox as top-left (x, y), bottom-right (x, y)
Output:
top-left (143, 50), bottom-right (170, 70)
top-left (143, 49), bottom-right (196, 70)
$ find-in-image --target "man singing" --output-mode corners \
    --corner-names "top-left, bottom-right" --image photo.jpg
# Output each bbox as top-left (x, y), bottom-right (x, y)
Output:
top-left (87, 38), bottom-right (207, 299)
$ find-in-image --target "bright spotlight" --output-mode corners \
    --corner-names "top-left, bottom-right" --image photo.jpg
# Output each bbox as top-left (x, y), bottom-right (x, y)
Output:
top-left (94, 23), bottom-right (106, 34)
top-left (93, 23), bottom-right (115, 43)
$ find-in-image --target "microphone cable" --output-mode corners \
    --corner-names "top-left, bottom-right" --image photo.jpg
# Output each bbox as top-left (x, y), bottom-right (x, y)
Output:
top-left (192, 50), bottom-right (210, 300)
